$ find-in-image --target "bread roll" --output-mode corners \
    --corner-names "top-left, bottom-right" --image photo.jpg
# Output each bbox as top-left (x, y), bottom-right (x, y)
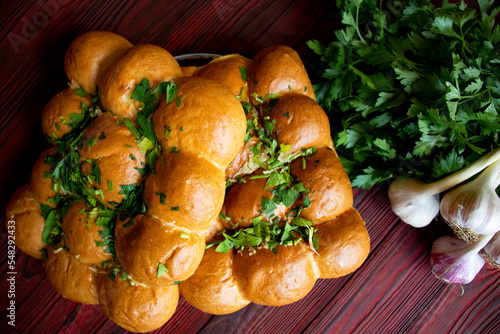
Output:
top-left (30, 148), bottom-right (58, 207)
top-left (179, 246), bottom-right (250, 314)
top-left (5, 184), bottom-right (46, 259)
top-left (195, 54), bottom-right (252, 101)
top-left (314, 207), bottom-right (370, 278)
top-left (45, 248), bottom-right (99, 304)
top-left (144, 150), bottom-right (225, 232)
top-left (248, 45), bottom-right (315, 105)
top-left (41, 88), bottom-right (92, 143)
top-left (115, 214), bottom-right (205, 287)
top-left (260, 93), bottom-right (332, 154)
top-left (290, 147), bottom-right (353, 224)
top-left (64, 31), bottom-right (133, 94)
top-left (153, 76), bottom-right (247, 170)
top-left (79, 112), bottom-right (147, 206)
top-left (98, 44), bottom-right (183, 119)
top-left (62, 200), bottom-right (114, 264)
top-left (233, 239), bottom-right (317, 306)
top-left (97, 272), bottom-right (179, 333)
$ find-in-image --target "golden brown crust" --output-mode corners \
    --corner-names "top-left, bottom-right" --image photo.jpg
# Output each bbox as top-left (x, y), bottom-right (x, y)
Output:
top-left (153, 76), bottom-right (247, 169)
top-left (45, 248), bottom-right (99, 304)
top-left (248, 45), bottom-right (315, 105)
top-left (181, 45), bottom-right (369, 315)
top-left (144, 150), bottom-right (225, 231)
top-left (79, 112), bottom-right (147, 206)
top-left (97, 272), bottom-right (179, 332)
top-left (314, 207), bottom-right (370, 278)
top-left (195, 54), bottom-right (252, 101)
top-left (204, 216), bottom-right (225, 241)
top-left (114, 214), bottom-right (205, 287)
top-left (5, 184), bottom-right (46, 259)
top-left (98, 44), bottom-right (183, 119)
top-left (13, 34), bottom-right (370, 326)
top-left (41, 88), bottom-right (92, 143)
top-left (290, 147), bottom-right (353, 224)
top-left (30, 148), bottom-right (58, 207)
top-left (180, 66), bottom-right (198, 76)
top-left (233, 240), bottom-right (317, 306)
top-left (180, 247), bottom-right (250, 314)
top-left (262, 93), bottom-right (332, 154)
top-left (62, 201), bottom-right (113, 264)
top-left (64, 31), bottom-right (133, 94)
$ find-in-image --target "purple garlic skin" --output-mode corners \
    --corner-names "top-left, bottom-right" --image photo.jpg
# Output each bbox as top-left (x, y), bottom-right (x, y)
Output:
top-left (431, 234), bottom-right (493, 284)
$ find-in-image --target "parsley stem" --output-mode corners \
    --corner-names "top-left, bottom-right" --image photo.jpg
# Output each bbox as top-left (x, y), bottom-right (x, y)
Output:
top-left (354, 5), bottom-right (366, 45)
top-left (429, 147), bottom-right (500, 194)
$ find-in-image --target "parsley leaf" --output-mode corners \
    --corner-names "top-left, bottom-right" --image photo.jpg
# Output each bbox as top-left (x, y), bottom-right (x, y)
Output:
top-left (309, 0), bottom-right (500, 188)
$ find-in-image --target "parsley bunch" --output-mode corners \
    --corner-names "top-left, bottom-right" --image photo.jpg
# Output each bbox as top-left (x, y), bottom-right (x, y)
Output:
top-left (308, 0), bottom-right (500, 189)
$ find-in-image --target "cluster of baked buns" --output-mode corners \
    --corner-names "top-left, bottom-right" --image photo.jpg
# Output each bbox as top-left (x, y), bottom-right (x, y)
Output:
top-left (6, 31), bottom-right (370, 332)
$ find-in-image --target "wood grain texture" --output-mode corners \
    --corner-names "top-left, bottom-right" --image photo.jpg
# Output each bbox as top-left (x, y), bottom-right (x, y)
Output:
top-left (1, 1), bottom-right (499, 333)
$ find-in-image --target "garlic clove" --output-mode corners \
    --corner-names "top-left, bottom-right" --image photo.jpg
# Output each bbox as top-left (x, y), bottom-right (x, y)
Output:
top-left (481, 232), bottom-right (500, 270)
top-left (430, 234), bottom-right (493, 284)
top-left (388, 178), bottom-right (440, 228)
top-left (439, 159), bottom-right (500, 243)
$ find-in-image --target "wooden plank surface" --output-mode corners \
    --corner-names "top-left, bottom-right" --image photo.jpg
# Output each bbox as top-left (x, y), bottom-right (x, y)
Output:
top-left (1, 1), bottom-right (499, 333)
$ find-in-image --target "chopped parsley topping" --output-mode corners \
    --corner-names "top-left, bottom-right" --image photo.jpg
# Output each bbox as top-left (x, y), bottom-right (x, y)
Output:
top-left (72, 85), bottom-right (88, 98)
top-left (156, 192), bottom-right (166, 205)
top-left (165, 82), bottom-right (179, 104)
top-left (215, 100), bottom-right (319, 254)
top-left (239, 66), bottom-right (248, 81)
top-left (157, 262), bottom-right (168, 277)
top-left (107, 180), bottom-right (114, 192)
top-left (164, 126), bottom-right (171, 139)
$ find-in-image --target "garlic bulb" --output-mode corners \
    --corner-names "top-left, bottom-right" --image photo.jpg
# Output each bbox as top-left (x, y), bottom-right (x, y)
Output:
top-left (440, 159), bottom-right (500, 243)
top-left (430, 234), bottom-right (493, 284)
top-left (481, 232), bottom-right (500, 269)
top-left (388, 178), bottom-right (441, 228)
top-left (388, 148), bottom-right (500, 228)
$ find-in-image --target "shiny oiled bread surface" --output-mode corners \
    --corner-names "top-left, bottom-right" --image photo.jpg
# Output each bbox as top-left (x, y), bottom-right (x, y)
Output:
top-left (79, 112), bottom-right (147, 206)
top-left (41, 88), bottom-right (92, 142)
top-left (179, 45), bottom-right (370, 314)
top-left (98, 44), bottom-right (184, 119)
top-left (5, 32), bottom-right (370, 332)
top-left (62, 200), bottom-right (113, 264)
top-left (64, 31), bottom-right (133, 94)
top-left (5, 184), bottom-right (47, 259)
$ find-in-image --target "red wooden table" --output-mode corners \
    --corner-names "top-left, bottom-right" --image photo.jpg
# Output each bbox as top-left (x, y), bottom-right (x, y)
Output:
top-left (0, 1), bottom-right (498, 333)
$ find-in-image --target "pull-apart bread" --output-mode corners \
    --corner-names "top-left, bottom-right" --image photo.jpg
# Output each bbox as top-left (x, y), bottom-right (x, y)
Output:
top-left (6, 31), bottom-right (369, 332)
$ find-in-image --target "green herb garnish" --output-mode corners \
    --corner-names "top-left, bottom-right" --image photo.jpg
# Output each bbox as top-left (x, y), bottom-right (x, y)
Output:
top-left (157, 262), bottom-right (168, 277)
top-left (308, 0), bottom-right (500, 188)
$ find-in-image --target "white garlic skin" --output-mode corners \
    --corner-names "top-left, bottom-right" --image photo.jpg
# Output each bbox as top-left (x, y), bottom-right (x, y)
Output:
top-left (430, 234), bottom-right (492, 284)
top-left (388, 178), bottom-right (440, 228)
top-left (440, 177), bottom-right (500, 238)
